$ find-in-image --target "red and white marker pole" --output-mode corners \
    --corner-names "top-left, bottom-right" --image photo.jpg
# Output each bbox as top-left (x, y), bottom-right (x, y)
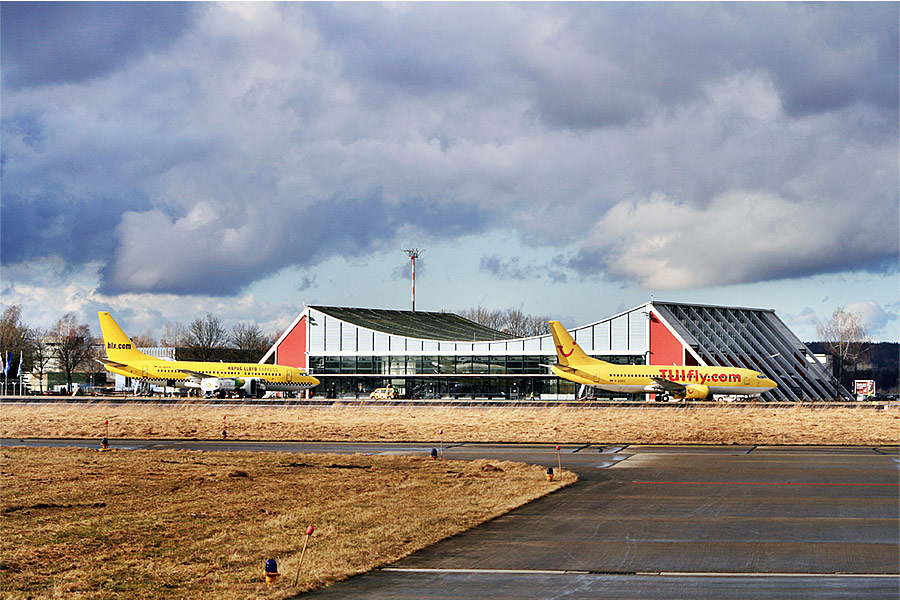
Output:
top-left (556, 445), bottom-right (562, 475)
top-left (222, 415), bottom-right (227, 439)
top-left (439, 429), bottom-right (444, 459)
top-left (294, 525), bottom-right (315, 585)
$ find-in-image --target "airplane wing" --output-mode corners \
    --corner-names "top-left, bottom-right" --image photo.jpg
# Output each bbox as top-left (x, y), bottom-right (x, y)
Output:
top-left (650, 377), bottom-right (687, 395)
top-left (177, 368), bottom-right (218, 380)
top-left (97, 358), bottom-right (129, 369)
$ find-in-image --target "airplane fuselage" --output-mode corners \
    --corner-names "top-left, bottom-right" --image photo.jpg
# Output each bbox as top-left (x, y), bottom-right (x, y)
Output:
top-left (97, 311), bottom-right (319, 397)
top-left (548, 320), bottom-right (777, 400)
top-left (102, 357), bottom-right (316, 393)
top-left (550, 363), bottom-right (775, 396)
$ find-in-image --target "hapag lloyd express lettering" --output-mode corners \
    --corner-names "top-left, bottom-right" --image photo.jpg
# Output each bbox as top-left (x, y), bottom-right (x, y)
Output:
top-left (659, 369), bottom-right (742, 384)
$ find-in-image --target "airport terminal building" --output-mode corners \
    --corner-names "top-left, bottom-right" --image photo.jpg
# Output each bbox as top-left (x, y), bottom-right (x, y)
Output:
top-left (261, 301), bottom-right (846, 401)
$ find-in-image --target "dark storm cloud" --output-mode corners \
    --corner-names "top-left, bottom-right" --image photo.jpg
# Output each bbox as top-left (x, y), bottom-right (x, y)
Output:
top-left (303, 3), bottom-right (510, 100)
top-left (99, 193), bottom-right (493, 296)
top-left (1, 2), bottom-right (194, 89)
top-left (2, 2), bottom-right (897, 297)
top-left (479, 255), bottom-right (545, 281)
top-left (303, 3), bottom-right (900, 131)
top-left (525, 3), bottom-right (898, 130)
top-left (0, 191), bottom-right (126, 264)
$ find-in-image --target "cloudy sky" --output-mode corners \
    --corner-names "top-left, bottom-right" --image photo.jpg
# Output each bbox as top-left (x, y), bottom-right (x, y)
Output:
top-left (2, 2), bottom-right (898, 343)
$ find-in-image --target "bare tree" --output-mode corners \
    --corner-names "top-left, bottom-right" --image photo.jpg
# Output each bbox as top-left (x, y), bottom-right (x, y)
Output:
top-left (455, 307), bottom-right (550, 337)
top-left (816, 307), bottom-right (870, 399)
top-left (160, 321), bottom-right (187, 347)
top-left (230, 322), bottom-right (274, 363)
top-left (28, 327), bottom-right (52, 394)
top-left (51, 313), bottom-right (94, 393)
top-left (1, 304), bottom-right (31, 368)
top-left (185, 313), bottom-right (227, 361)
top-left (131, 328), bottom-right (157, 348)
top-left (456, 307), bottom-right (505, 331)
top-left (500, 308), bottom-right (550, 337)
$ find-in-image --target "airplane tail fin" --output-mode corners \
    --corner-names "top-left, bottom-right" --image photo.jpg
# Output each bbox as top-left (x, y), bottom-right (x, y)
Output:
top-left (98, 312), bottom-right (154, 362)
top-left (548, 320), bottom-right (596, 367)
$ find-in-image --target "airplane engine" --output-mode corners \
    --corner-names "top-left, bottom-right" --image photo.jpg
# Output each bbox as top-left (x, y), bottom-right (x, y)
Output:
top-left (681, 384), bottom-right (709, 399)
top-left (235, 377), bottom-right (266, 398)
top-left (201, 377), bottom-right (236, 396)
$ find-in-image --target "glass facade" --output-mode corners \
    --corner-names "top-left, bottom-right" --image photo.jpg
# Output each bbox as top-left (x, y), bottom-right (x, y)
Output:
top-left (309, 353), bottom-right (643, 400)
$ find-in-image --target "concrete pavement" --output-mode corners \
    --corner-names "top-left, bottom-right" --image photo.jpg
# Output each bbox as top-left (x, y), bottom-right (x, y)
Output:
top-left (4, 439), bottom-right (898, 598)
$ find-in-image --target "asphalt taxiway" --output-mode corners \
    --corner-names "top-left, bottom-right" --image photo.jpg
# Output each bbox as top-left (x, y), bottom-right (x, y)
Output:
top-left (4, 439), bottom-right (898, 598)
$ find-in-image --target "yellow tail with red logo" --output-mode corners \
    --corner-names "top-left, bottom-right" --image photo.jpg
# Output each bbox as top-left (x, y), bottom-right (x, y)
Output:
top-left (549, 320), bottom-right (603, 367)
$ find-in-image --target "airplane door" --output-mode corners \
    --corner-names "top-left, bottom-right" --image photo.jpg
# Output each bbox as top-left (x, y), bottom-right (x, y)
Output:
top-left (286, 369), bottom-right (292, 382)
top-left (142, 366), bottom-right (148, 378)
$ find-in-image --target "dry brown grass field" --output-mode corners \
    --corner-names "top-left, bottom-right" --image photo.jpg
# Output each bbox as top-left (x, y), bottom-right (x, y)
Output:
top-left (1, 402), bottom-right (898, 445)
top-left (1, 446), bottom-right (574, 599)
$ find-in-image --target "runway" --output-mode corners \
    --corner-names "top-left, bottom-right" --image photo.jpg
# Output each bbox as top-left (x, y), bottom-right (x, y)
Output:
top-left (4, 439), bottom-right (898, 598)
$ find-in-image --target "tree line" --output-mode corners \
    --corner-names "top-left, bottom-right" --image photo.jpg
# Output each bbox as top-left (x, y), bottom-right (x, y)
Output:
top-left (3, 303), bottom-right (884, 394)
top-left (0, 306), bottom-right (278, 392)
top-left (156, 313), bottom-right (278, 363)
top-left (453, 307), bottom-right (550, 337)
top-left (1, 304), bottom-right (550, 392)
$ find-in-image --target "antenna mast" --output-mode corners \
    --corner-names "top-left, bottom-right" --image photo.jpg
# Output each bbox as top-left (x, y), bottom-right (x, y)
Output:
top-left (402, 247), bottom-right (423, 311)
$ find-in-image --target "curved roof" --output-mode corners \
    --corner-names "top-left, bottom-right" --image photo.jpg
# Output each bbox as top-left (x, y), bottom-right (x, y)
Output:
top-left (309, 306), bottom-right (515, 342)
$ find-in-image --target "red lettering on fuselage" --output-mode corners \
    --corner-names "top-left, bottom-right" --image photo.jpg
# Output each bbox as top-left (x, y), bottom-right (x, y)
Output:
top-left (658, 368), bottom-right (743, 385)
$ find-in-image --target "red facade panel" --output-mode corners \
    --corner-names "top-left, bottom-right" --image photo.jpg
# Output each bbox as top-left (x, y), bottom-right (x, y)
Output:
top-left (648, 311), bottom-right (685, 365)
top-left (277, 316), bottom-right (307, 369)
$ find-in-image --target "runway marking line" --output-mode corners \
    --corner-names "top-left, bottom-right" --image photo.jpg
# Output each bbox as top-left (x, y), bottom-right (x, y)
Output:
top-left (632, 481), bottom-right (898, 486)
top-left (382, 568), bottom-right (899, 578)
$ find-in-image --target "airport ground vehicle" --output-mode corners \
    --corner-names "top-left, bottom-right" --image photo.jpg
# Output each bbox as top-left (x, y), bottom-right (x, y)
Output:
top-left (369, 387), bottom-right (396, 400)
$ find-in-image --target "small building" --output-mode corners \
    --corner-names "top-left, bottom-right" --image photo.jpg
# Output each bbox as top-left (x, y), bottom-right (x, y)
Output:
top-left (261, 301), bottom-right (848, 401)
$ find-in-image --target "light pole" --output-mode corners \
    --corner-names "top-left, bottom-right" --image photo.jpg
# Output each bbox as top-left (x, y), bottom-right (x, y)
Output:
top-left (402, 248), bottom-right (423, 311)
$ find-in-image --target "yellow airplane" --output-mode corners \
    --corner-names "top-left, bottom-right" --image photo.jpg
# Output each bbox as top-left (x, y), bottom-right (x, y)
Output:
top-left (548, 320), bottom-right (777, 401)
top-left (97, 312), bottom-right (319, 398)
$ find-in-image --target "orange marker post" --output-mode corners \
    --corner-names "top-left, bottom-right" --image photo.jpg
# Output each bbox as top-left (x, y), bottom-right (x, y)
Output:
top-left (222, 415), bottom-right (227, 439)
top-left (293, 525), bottom-right (315, 585)
top-left (556, 445), bottom-right (562, 476)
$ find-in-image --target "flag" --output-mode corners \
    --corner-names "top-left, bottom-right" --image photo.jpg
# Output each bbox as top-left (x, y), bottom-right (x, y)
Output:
top-left (17, 351), bottom-right (23, 378)
top-left (2, 351), bottom-right (10, 377)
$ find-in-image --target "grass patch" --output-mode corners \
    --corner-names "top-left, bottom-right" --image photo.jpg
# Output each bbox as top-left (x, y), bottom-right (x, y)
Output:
top-left (1, 446), bottom-right (574, 599)
top-left (1, 403), bottom-right (898, 445)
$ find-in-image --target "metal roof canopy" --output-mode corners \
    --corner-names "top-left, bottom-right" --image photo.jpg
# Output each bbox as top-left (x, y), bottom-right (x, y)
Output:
top-left (309, 306), bottom-right (515, 342)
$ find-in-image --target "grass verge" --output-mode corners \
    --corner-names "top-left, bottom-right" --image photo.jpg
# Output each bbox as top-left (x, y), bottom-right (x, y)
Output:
top-left (1, 446), bottom-right (575, 599)
top-left (1, 403), bottom-right (898, 445)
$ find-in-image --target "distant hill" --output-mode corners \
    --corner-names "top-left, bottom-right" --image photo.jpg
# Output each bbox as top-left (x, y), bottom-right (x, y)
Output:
top-left (806, 341), bottom-right (898, 393)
